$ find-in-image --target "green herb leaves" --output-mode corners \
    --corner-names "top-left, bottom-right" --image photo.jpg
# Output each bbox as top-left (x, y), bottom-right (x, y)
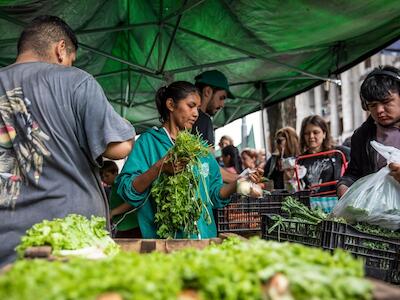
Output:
top-left (151, 131), bottom-right (211, 238)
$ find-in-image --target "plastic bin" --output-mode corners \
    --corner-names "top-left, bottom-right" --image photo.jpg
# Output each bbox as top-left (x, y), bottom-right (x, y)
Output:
top-left (322, 221), bottom-right (400, 284)
top-left (216, 194), bottom-right (265, 233)
top-left (310, 196), bottom-right (338, 213)
top-left (261, 214), bottom-right (323, 247)
top-left (216, 191), bottom-right (310, 233)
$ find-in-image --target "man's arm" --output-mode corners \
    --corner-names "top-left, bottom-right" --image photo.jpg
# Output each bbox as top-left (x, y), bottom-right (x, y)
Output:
top-left (336, 184), bottom-right (349, 198)
top-left (103, 140), bottom-right (133, 160)
top-left (389, 163), bottom-right (400, 183)
top-left (74, 77), bottom-right (135, 164)
top-left (110, 202), bottom-right (134, 218)
top-left (336, 134), bottom-right (363, 197)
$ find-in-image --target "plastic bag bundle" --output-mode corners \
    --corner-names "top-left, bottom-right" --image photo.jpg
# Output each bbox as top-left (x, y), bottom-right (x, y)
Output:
top-left (333, 141), bottom-right (400, 230)
top-left (236, 168), bottom-right (263, 198)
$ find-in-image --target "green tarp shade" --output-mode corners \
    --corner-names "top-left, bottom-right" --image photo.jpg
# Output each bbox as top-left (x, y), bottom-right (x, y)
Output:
top-left (0, 0), bottom-right (399, 133)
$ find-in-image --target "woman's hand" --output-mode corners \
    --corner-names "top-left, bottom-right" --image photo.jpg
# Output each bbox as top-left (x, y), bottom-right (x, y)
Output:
top-left (159, 153), bottom-right (189, 175)
top-left (248, 167), bottom-right (264, 184)
top-left (132, 154), bottom-right (189, 194)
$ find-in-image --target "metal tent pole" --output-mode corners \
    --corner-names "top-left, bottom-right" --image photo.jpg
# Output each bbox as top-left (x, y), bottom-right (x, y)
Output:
top-left (129, 32), bottom-right (160, 108)
top-left (259, 82), bottom-right (268, 154)
top-left (159, 0), bottom-right (187, 73)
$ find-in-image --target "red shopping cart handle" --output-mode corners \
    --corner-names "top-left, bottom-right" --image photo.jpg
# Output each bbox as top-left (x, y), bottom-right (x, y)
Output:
top-left (294, 149), bottom-right (348, 195)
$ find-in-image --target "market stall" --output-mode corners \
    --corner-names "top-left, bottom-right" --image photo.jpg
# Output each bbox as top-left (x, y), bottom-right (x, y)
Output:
top-left (0, 1), bottom-right (399, 132)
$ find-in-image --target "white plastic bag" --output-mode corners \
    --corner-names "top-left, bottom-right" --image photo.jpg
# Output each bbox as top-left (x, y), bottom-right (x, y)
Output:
top-left (237, 168), bottom-right (263, 198)
top-left (333, 141), bottom-right (400, 230)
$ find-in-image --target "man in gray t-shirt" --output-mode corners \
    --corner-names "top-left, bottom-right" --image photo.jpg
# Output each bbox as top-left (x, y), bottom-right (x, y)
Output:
top-left (0, 16), bottom-right (134, 266)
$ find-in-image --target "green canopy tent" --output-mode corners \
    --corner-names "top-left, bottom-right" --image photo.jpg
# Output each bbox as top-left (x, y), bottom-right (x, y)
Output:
top-left (0, 0), bottom-right (399, 133)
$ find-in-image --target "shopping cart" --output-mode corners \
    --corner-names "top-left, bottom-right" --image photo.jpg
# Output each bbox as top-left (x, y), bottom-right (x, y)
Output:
top-left (294, 149), bottom-right (348, 212)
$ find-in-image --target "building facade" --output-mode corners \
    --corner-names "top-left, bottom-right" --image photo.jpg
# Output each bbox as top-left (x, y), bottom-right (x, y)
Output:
top-left (294, 52), bottom-right (400, 144)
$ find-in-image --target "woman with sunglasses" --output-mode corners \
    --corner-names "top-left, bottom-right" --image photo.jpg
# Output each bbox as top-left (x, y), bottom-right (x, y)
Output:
top-left (263, 127), bottom-right (300, 190)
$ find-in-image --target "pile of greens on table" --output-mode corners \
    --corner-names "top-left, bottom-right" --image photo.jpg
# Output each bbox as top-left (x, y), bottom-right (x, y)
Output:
top-left (1, 238), bottom-right (372, 300)
top-left (151, 130), bottom-right (212, 239)
top-left (15, 214), bottom-right (119, 258)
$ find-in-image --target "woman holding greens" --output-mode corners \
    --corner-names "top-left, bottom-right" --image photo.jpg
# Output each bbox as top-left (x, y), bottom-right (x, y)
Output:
top-left (115, 81), bottom-right (261, 239)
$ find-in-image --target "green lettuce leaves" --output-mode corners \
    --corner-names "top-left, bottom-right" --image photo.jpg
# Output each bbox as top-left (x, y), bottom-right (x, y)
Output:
top-left (15, 214), bottom-right (119, 257)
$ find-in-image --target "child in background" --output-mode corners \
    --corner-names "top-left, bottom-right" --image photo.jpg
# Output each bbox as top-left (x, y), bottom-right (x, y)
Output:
top-left (216, 135), bottom-right (234, 166)
top-left (101, 161), bottom-right (140, 238)
top-left (222, 145), bottom-right (243, 174)
top-left (100, 161), bottom-right (119, 200)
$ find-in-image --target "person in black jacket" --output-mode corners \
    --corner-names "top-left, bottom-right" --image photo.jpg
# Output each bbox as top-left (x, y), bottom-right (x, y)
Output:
top-left (337, 66), bottom-right (400, 197)
top-left (299, 115), bottom-right (350, 195)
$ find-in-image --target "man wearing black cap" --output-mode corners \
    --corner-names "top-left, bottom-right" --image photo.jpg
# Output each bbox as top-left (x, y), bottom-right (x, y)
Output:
top-left (192, 70), bottom-right (237, 182)
top-left (337, 65), bottom-right (400, 197)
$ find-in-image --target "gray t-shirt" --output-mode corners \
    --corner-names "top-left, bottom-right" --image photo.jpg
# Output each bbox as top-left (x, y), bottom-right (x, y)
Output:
top-left (0, 62), bottom-right (135, 266)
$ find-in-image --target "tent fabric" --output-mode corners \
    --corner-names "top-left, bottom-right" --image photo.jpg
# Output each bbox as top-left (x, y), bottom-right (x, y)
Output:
top-left (0, 0), bottom-right (399, 133)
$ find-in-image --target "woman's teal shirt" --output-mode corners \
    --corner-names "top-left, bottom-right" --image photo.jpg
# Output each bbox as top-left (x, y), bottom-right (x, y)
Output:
top-left (115, 127), bottom-right (230, 238)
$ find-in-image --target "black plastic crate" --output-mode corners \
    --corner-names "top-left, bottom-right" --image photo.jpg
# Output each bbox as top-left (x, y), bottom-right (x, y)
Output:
top-left (261, 214), bottom-right (323, 247)
top-left (216, 191), bottom-right (310, 233)
top-left (322, 221), bottom-right (400, 284)
top-left (216, 194), bottom-right (265, 233)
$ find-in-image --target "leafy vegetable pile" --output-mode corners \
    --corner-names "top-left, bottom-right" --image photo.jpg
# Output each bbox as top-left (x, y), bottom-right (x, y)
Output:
top-left (281, 198), bottom-right (400, 239)
top-left (15, 214), bottom-right (119, 257)
top-left (282, 196), bottom-right (327, 224)
top-left (151, 130), bottom-right (211, 238)
top-left (354, 223), bottom-right (400, 240)
top-left (270, 197), bottom-right (400, 251)
top-left (1, 238), bottom-right (372, 300)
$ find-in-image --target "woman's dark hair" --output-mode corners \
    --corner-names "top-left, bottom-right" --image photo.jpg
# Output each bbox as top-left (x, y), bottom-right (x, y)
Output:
top-left (360, 66), bottom-right (400, 110)
top-left (300, 115), bottom-right (334, 153)
top-left (155, 81), bottom-right (199, 123)
top-left (222, 145), bottom-right (243, 173)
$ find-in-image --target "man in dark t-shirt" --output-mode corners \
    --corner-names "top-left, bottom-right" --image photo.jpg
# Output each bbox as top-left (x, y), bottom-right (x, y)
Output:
top-left (193, 110), bottom-right (215, 146)
top-left (192, 70), bottom-right (237, 183)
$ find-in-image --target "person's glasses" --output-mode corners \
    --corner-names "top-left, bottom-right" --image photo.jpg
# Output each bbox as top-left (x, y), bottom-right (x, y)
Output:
top-left (276, 137), bottom-right (285, 145)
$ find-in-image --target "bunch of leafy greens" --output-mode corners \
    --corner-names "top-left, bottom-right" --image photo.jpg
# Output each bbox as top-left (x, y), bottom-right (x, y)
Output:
top-left (1, 238), bottom-right (372, 300)
top-left (272, 197), bottom-right (398, 252)
top-left (355, 223), bottom-right (400, 240)
top-left (282, 198), bottom-right (400, 239)
top-left (281, 196), bottom-right (327, 224)
top-left (151, 130), bottom-right (211, 239)
top-left (15, 214), bottom-right (119, 257)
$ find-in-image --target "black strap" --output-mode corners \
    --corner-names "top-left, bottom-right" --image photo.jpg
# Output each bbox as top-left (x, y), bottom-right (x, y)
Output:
top-left (367, 69), bottom-right (400, 81)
